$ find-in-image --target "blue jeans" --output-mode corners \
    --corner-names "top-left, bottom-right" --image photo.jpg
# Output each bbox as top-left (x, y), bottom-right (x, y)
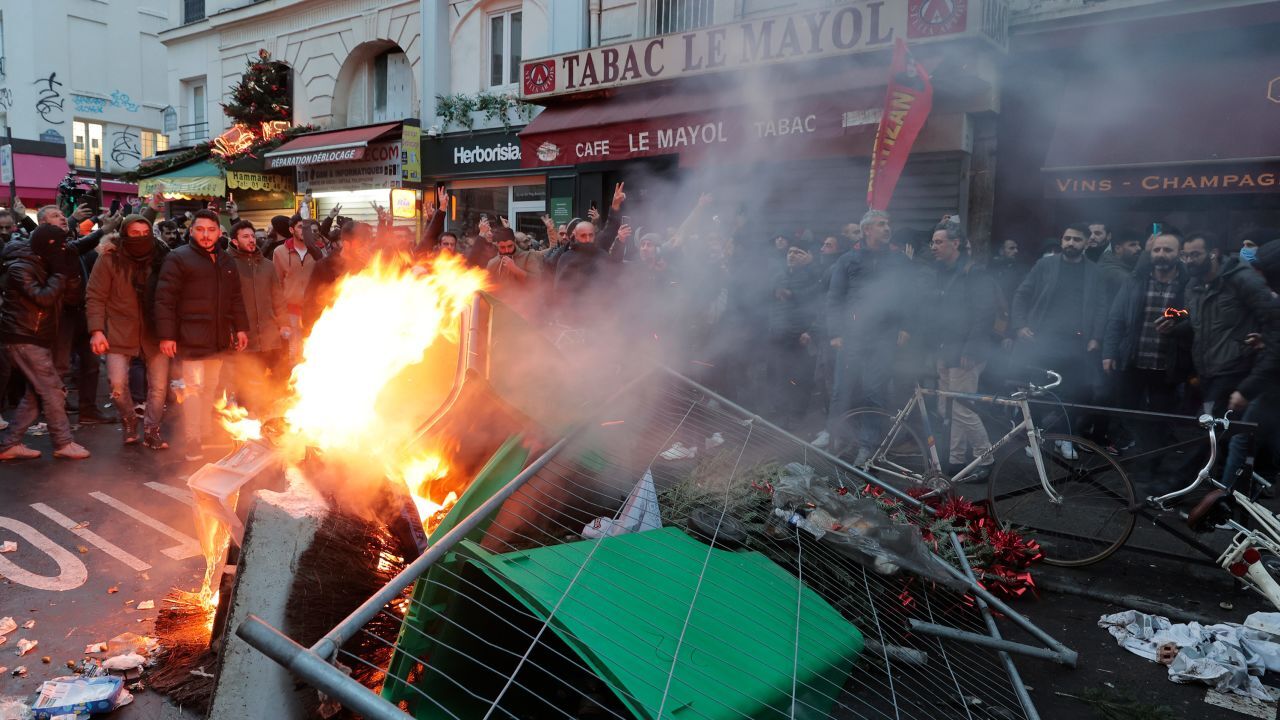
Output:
top-left (827, 339), bottom-right (894, 448)
top-left (1223, 395), bottom-right (1280, 492)
top-left (0, 343), bottom-right (75, 449)
top-left (107, 351), bottom-right (168, 431)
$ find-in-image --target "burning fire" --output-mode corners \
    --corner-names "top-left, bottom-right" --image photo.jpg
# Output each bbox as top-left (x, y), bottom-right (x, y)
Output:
top-left (213, 393), bottom-right (262, 442)
top-left (196, 252), bottom-right (488, 604)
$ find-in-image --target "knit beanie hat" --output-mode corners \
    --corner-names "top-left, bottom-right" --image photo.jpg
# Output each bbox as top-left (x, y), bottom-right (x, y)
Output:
top-left (492, 227), bottom-right (515, 243)
top-left (30, 224), bottom-right (66, 262)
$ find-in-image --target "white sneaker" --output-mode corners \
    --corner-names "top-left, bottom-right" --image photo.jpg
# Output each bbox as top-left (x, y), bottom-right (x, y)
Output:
top-left (812, 431), bottom-right (830, 449)
top-left (26, 422), bottom-right (48, 436)
top-left (0, 417), bottom-right (8, 431)
top-left (53, 442), bottom-right (91, 460)
top-left (660, 442), bottom-right (698, 461)
top-left (705, 432), bottom-right (724, 450)
top-left (1056, 440), bottom-right (1078, 461)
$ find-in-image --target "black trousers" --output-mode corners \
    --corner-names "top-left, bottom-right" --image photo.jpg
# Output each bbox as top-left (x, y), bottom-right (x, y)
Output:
top-left (54, 308), bottom-right (100, 412)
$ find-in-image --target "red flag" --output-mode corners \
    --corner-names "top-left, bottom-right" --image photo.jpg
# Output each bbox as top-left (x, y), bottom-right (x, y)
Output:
top-left (866, 38), bottom-right (934, 211)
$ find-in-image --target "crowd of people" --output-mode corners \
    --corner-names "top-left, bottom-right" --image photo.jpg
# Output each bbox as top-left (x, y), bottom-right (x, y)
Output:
top-left (2, 182), bottom-right (1279, 497)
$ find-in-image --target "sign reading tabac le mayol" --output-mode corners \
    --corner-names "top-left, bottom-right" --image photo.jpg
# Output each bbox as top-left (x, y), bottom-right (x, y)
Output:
top-left (521, 0), bottom-right (980, 99)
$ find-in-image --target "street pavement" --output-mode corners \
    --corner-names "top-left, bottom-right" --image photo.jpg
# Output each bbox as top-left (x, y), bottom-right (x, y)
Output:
top-left (0, 413), bottom-right (204, 718)
top-left (2, 408), bottom-right (1279, 719)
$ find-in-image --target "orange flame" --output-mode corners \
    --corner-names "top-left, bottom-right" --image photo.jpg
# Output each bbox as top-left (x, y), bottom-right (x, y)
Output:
top-left (213, 393), bottom-right (262, 442)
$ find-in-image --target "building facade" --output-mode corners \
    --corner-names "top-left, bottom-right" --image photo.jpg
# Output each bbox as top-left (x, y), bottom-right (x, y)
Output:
top-left (0, 0), bottom-right (168, 204)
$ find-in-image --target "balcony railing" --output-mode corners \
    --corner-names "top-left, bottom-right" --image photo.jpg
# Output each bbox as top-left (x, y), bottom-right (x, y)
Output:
top-left (178, 121), bottom-right (209, 145)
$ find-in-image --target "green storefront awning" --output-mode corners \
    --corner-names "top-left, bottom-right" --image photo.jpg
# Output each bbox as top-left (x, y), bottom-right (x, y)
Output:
top-left (138, 160), bottom-right (226, 198)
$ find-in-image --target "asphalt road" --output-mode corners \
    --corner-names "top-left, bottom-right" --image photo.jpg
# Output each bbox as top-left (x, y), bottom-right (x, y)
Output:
top-left (2, 405), bottom-right (1279, 720)
top-left (0, 413), bottom-right (204, 718)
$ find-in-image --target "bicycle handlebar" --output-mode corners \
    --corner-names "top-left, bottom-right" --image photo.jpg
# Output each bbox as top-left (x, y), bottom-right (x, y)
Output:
top-left (1151, 411), bottom-right (1234, 506)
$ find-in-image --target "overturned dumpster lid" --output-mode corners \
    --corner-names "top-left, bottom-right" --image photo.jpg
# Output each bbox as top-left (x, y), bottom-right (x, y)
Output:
top-left (462, 527), bottom-right (864, 719)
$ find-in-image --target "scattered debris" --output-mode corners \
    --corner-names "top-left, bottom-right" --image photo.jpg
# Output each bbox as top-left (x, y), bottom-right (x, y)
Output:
top-left (83, 643), bottom-right (106, 654)
top-left (0, 618), bottom-right (15, 636)
top-left (105, 633), bottom-right (155, 656)
top-left (136, 601), bottom-right (155, 611)
top-left (71, 521), bottom-right (90, 531)
top-left (21, 620), bottom-right (34, 630)
top-left (30, 675), bottom-right (128, 719)
top-left (0, 541), bottom-right (15, 553)
top-left (77, 545), bottom-right (88, 554)
top-left (1056, 688), bottom-right (1180, 719)
top-left (39, 657), bottom-right (49, 664)
top-left (15, 639), bottom-right (37, 656)
top-left (106, 586), bottom-right (118, 595)
top-left (1100, 610), bottom-right (1280, 700)
top-left (189, 668), bottom-right (214, 679)
top-left (102, 653), bottom-right (145, 673)
top-left (1205, 689), bottom-right (1278, 720)
top-left (11, 667), bottom-right (26, 678)
top-left (0, 697), bottom-right (29, 719)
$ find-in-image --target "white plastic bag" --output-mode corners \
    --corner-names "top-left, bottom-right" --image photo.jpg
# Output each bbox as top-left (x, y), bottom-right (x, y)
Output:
top-left (583, 469), bottom-right (662, 539)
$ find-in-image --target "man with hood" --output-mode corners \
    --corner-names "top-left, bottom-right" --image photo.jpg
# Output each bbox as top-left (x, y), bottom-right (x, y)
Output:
top-left (0, 225), bottom-right (91, 460)
top-left (227, 220), bottom-right (286, 411)
top-left (86, 214), bottom-right (171, 449)
top-left (154, 209), bottom-right (249, 462)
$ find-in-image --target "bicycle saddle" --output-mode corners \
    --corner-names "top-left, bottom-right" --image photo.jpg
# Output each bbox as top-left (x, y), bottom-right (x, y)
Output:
top-left (1186, 488), bottom-right (1232, 532)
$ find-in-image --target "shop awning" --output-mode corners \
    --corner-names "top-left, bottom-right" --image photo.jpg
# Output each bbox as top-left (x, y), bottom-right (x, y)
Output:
top-left (12, 153), bottom-right (70, 202)
top-left (517, 61), bottom-right (929, 169)
top-left (264, 122), bottom-right (400, 169)
top-left (138, 160), bottom-right (226, 199)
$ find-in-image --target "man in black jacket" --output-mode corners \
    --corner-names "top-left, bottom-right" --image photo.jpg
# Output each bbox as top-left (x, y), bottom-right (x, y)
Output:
top-left (0, 225), bottom-right (91, 460)
top-left (1180, 231), bottom-right (1275, 417)
top-left (154, 210), bottom-right (249, 461)
top-left (927, 221), bottom-right (1000, 477)
top-left (1221, 239), bottom-right (1280, 488)
top-left (767, 245), bottom-right (821, 429)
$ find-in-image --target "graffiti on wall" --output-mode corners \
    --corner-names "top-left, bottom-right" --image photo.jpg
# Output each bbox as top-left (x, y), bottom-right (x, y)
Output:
top-left (0, 88), bottom-right (12, 111)
top-left (33, 72), bottom-right (65, 124)
top-left (110, 126), bottom-right (141, 169)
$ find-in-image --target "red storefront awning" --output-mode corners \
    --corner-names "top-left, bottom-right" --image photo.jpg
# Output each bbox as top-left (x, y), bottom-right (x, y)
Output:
top-left (519, 64), bottom-right (897, 169)
top-left (264, 122), bottom-right (400, 169)
top-left (12, 153), bottom-right (70, 204)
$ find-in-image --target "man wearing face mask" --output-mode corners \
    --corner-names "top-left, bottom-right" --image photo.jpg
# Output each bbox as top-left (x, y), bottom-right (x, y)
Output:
top-left (1010, 223), bottom-right (1110, 458)
top-left (0, 225), bottom-right (90, 460)
top-left (86, 215), bottom-right (171, 449)
top-left (1177, 231), bottom-right (1274, 418)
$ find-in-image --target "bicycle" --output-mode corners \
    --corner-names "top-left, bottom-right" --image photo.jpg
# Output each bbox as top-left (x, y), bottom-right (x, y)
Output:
top-left (845, 370), bottom-right (1137, 567)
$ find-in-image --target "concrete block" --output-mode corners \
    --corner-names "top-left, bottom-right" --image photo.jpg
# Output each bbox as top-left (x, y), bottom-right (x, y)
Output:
top-left (208, 470), bottom-right (328, 720)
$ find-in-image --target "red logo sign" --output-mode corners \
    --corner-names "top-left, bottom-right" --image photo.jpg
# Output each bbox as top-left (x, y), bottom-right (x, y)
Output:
top-left (523, 60), bottom-right (556, 96)
top-left (907, 0), bottom-right (968, 38)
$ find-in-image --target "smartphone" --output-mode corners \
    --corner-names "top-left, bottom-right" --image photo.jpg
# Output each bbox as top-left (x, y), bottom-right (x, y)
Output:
top-left (621, 215), bottom-right (631, 225)
top-left (590, 201), bottom-right (598, 211)
top-left (109, 199), bottom-right (121, 215)
top-left (1152, 222), bottom-right (1162, 237)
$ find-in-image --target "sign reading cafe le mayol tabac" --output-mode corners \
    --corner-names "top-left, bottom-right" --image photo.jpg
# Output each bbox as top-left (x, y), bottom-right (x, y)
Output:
top-left (521, 0), bottom-right (980, 99)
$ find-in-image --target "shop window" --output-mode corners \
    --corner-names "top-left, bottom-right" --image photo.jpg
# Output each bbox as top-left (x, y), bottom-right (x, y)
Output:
top-left (72, 120), bottom-right (104, 168)
top-left (372, 51), bottom-right (412, 123)
top-left (489, 9), bottom-right (522, 87)
top-left (140, 130), bottom-right (169, 159)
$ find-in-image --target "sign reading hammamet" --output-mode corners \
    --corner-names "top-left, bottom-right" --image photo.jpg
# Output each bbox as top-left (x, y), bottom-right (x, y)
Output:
top-left (521, 0), bottom-right (995, 99)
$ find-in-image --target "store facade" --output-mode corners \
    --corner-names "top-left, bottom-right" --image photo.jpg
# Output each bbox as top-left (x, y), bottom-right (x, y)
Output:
top-left (517, 0), bottom-right (1010, 249)
top-left (265, 120), bottom-right (425, 228)
top-left (422, 127), bottom-right (548, 239)
top-left (993, 2), bottom-right (1280, 250)
top-left (136, 156), bottom-right (295, 228)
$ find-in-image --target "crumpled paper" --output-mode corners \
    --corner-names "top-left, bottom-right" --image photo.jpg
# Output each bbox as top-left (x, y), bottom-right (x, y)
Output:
top-left (1100, 610), bottom-right (1280, 701)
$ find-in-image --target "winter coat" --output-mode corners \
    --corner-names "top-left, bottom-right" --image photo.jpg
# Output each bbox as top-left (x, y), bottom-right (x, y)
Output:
top-left (85, 236), bottom-right (169, 357)
top-left (768, 264), bottom-right (822, 340)
top-left (1010, 254), bottom-right (1109, 344)
top-left (154, 243), bottom-right (249, 359)
top-left (229, 244), bottom-right (286, 353)
top-left (1184, 259), bottom-right (1275, 378)
top-left (1096, 245), bottom-right (1136, 300)
top-left (0, 239), bottom-right (68, 347)
top-left (925, 257), bottom-right (1001, 368)
top-left (1102, 264), bottom-right (1190, 376)
top-left (826, 247), bottom-right (919, 342)
top-left (553, 242), bottom-right (621, 326)
top-left (1239, 294), bottom-right (1280, 401)
top-left (272, 240), bottom-right (318, 315)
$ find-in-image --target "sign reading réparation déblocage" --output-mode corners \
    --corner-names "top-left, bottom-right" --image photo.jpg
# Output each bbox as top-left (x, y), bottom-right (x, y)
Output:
top-left (521, 0), bottom-right (986, 99)
top-left (295, 142), bottom-right (403, 193)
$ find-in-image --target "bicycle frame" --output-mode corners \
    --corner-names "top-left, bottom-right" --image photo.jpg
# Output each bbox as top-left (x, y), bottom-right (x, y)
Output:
top-left (867, 386), bottom-right (1063, 504)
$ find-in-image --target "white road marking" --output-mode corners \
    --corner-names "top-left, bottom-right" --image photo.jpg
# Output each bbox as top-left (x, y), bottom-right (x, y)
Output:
top-left (0, 516), bottom-right (89, 591)
top-left (30, 503), bottom-right (151, 572)
top-left (88, 492), bottom-right (201, 560)
top-left (144, 481), bottom-right (193, 506)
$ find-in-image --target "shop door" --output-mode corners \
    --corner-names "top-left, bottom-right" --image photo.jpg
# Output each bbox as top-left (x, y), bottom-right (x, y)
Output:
top-left (375, 53), bottom-right (414, 123)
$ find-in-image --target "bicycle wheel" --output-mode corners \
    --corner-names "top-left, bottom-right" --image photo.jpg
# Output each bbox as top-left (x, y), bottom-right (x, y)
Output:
top-left (988, 433), bottom-right (1136, 567)
top-left (841, 407), bottom-right (931, 482)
